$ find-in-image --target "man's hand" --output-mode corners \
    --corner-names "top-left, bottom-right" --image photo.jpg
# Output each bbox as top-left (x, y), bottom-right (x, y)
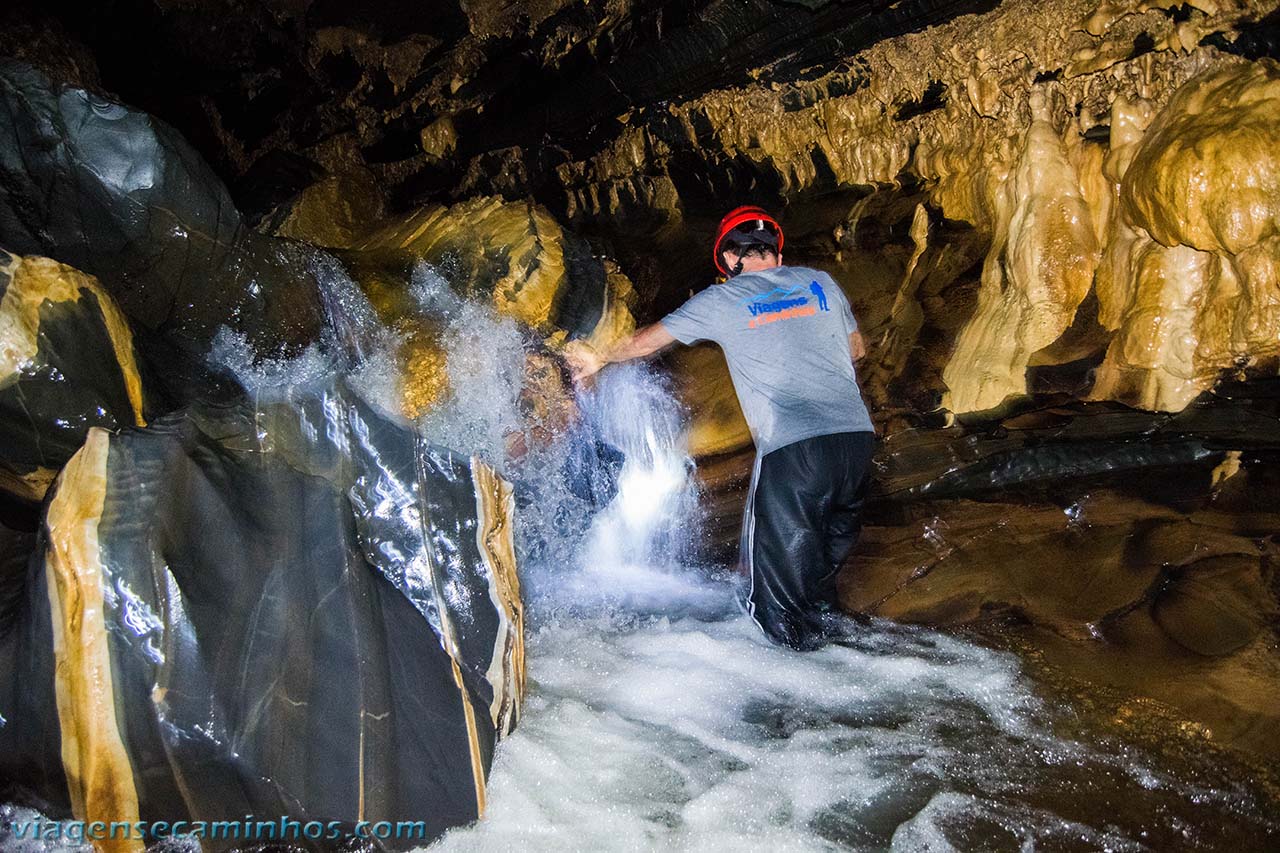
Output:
top-left (849, 331), bottom-right (866, 363)
top-left (564, 340), bottom-right (606, 383)
top-left (563, 324), bottom-right (678, 385)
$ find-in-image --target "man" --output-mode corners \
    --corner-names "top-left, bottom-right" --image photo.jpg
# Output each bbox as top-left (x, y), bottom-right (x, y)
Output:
top-left (567, 205), bottom-right (875, 649)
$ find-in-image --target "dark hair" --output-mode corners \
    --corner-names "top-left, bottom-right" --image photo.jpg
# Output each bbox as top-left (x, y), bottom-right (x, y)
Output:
top-left (721, 242), bottom-right (778, 262)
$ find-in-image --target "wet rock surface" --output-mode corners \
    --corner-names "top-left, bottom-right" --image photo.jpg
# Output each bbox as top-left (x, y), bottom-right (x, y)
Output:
top-left (849, 384), bottom-right (1280, 757)
top-left (0, 251), bottom-right (148, 503)
top-left (0, 62), bottom-right (330, 404)
top-left (337, 195), bottom-right (635, 347)
top-left (0, 377), bottom-right (524, 845)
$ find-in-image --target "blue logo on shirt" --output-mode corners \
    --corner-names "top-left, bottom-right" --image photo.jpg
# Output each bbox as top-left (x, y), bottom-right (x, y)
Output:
top-left (740, 285), bottom-right (804, 306)
top-left (740, 281), bottom-right (830, 317)
top-left (809, 281), bottom-right (829, 311)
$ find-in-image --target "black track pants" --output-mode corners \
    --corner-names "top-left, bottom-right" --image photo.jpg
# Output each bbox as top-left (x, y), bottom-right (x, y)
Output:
top-left (742, 431), bottom-right (876, 649)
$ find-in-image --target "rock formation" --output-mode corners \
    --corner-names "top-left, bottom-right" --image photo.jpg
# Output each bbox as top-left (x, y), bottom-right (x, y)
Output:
top-left (0, 377), bottom-right (524, 847)
top-left (1092, 60), bottom-right (1280, 410)
top-left (939, 91), bottom-right (1101, 413)
top-left (0, 251), bottom-right (148, 503)
top-left (272, 190), bottom-right (635, 419)
top-left (336, 195), bottom-right (636, 351)
top-left (0, 61), bottom-right (330, 396)
top-left (0, 61), bottom-right (553, 845)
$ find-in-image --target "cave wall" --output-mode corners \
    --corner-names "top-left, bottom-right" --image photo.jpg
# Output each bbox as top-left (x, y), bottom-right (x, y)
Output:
top-left (0, 0), bottom-right (1003, 219)
top-left (559, 0), bottom-right (1280, 423)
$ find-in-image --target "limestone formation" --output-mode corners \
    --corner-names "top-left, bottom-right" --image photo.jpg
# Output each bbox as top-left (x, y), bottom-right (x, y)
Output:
top-left (0, 251), bottom-right (147, 503)
top-left (347, 196), bottom-right (635, 344)
top-left (560, 0), bottom-right (1271, 224)
top-left (1152, 554), bottom-right (1276, 657)
top-left (262, 167), bottom-right (388, 250)
top-left (1092, 61), bottom-right (1280, 410)
top-left (878, 204), bottom-right (933, 383)
top-left (941, 93), bottom-right (1101, 413)
top-left (329, 195), bottom-right (636, 417)
top-left (668, 344), bottom-right (752, 459)
top-left (0, 377), bottom-right (525, 845)
top-left (1, 0), bottom-right (1015, 211)
top-left (543, 0), bottom-right (1276, 418)
top-left (834, 385), bottom-right (1280, 756)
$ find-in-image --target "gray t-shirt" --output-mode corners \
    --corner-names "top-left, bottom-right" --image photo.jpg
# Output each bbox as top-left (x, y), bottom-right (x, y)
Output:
top-left (661, 265), bottom-right (874, 456)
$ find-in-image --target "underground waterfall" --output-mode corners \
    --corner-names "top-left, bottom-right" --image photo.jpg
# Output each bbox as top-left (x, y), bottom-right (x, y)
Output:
top-left (3, 0), bottom-right (1280, 849)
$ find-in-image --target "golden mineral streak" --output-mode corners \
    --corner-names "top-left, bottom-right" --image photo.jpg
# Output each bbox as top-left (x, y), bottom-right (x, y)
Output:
top-left (471, 457), bottom-right (526, 736)
top-left (44, 428), bottom-right (144, 853)
top-left (449, 657), bottom-right (487, 817)
top-left (1, 252), bottom-right (80, 380)
top-left (358, 716), bottom-right (366, 821)
top-left (0, 465), bottom-right (58, 503)
top-left (92, 277), bottom-right (147, 428)
top-left (0, 253), bottom-right (146, 430)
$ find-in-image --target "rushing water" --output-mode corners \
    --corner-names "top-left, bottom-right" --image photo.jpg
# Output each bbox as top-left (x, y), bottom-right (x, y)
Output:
top-left (428, 591), bottom-right (1280, 850)
top-left (5, 256), bottom-right (1278, 850)
top-left (397, 261), bottom-right (1276, 851)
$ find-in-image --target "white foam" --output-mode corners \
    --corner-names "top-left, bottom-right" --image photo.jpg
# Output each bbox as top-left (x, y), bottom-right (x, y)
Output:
top-left (429, 604), bottom-right (1055, 852)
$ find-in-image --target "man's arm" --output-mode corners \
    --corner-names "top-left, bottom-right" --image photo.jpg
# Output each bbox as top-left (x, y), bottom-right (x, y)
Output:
top-left (849, 330), bottom-right (866, 363)
top-left (565, 322), bottom-right (677, 382)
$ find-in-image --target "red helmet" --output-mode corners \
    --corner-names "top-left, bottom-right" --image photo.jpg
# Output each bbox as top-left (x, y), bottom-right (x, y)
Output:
top-left (713, 205), bottom-right (784, 276)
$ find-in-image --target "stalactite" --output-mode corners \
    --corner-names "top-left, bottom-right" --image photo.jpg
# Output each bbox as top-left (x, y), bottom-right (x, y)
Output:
top-left (872, 203), bottom-right (932, 383)
top-left (942, 92), bottom-right (1100, 414)
top-left (1092, 61), bottom-right (1280, 410)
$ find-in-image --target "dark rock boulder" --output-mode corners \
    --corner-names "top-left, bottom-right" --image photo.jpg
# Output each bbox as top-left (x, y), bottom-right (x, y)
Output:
top-left (0, 520), bottom-right (59, 812)
top-left (0, 519), bottom-right (34, 638)
top-left (0, 376), bottom-right (524, 847)
top-left (0, 250), bottom-right (150, 503)
top-left (0, 61), bottom-right (329, 404)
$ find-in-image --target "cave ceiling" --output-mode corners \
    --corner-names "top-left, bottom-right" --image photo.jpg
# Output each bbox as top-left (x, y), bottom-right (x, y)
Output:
top-left (3, 0), bottom-right (1002, 218)
top-left (5, 0), bottom-right (1277, 334)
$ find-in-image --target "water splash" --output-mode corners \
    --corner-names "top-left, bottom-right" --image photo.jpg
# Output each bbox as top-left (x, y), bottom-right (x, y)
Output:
top-left (401, 262), bottom-right (708, 615)
top-left (555, 362), bottom-right (712, 614)
top-left (174, 250), bottom-right (1280, 850)
top-left (409, 263), bottom-right (527, 465)
top-left (207, 250), bottom-right (403, 419)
